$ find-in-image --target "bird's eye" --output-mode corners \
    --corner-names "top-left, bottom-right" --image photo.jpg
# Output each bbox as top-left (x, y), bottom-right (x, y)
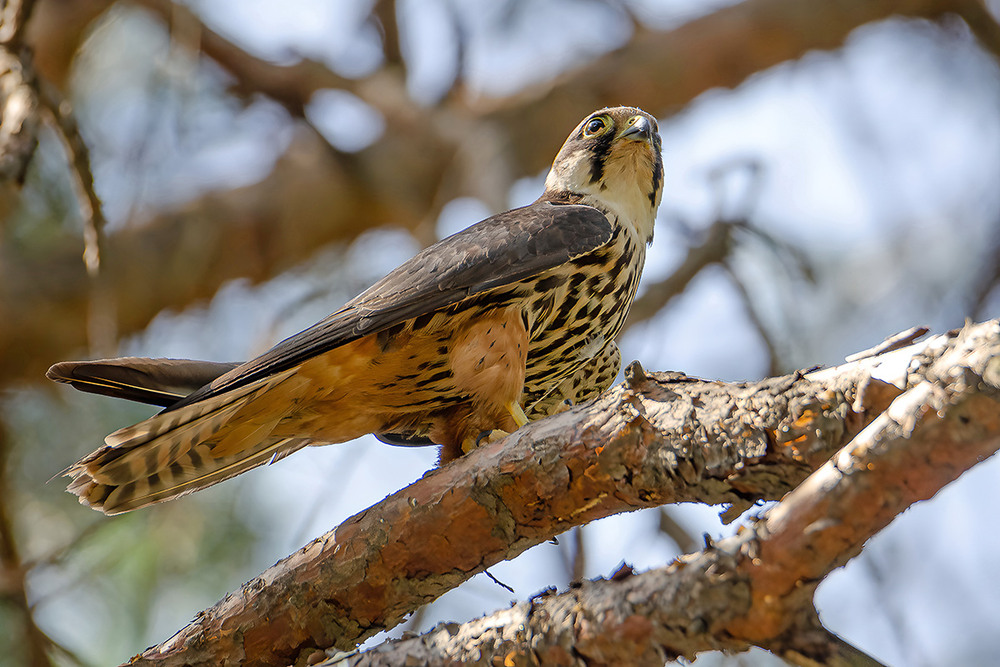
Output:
top-left (583, 117), bottom-right (608, 137)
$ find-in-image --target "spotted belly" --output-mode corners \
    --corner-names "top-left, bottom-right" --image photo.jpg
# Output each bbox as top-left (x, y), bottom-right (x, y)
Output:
top-left (367, 227), bottom-right (644, 447)
top-left (521, 230), bottom-right (643, 399)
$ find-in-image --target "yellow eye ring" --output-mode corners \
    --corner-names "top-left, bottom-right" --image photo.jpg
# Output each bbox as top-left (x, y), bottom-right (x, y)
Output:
top-left (583, 117), bottom-right (608, 137)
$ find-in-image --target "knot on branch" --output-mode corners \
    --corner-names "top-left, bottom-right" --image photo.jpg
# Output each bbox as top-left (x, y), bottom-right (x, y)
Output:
top-left (772, 389), bottom-right (850, 467)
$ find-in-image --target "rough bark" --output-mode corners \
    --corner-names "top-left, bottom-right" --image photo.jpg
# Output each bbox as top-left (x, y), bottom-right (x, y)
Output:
top-left (341, 322), bottom-right (1000, 667)
top-left (122, 321), bottom-right (1000, 666)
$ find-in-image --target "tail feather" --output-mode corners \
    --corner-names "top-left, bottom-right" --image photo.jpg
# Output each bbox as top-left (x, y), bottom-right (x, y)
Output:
top-left (67, 434), bottom-right (305, 514)
top-left (93, 398), bottom-right (251, 484)
top-left (71, 437), bottom-right (311, 514)
top-left (65, 369), bottom-right (303, 514)
top-left (104, 367), bottom-right (296, 448)
top-left (103, 391), bottom-right (254, 450)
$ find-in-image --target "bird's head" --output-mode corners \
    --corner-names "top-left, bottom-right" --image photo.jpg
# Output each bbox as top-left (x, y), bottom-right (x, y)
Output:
top-left (544, 106), bottom-right (663, 242)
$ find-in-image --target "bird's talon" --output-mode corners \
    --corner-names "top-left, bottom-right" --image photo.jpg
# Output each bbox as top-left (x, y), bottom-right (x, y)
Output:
top-left (551, 398), bottom-right (574, 415)
top-left (477, 429), bottom-right (509, 447)
top-left (460, 429), bottom-right (510, 454)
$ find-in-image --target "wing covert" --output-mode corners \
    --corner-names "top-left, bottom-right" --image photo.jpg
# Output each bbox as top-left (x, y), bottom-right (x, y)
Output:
top-left (166, 201), bottom-right (612, 411)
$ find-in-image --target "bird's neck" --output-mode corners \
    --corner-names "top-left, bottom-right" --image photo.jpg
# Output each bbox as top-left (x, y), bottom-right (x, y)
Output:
top-left (543, 190), bottom-right (656, 246)
top-left (581, 193), bottom-right (656, 246)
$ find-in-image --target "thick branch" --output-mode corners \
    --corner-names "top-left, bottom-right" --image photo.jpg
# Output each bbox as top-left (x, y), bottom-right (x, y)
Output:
top-left (126, 373), bottom-right (856, 665)
top-left (949, 0), bottom-right (1000, 58)
top-left (127, 0), bottom-right (985, 176)
top-left (130, 0), bottom-right (352, 117)
top-left (0, 0), bottom-right (37, 48)
top-left (327, 324), bottom-right (1000, 666)
top-left (131, 0), bottom-right (985, 174)
top-left (372, 0), bottom-right (402, 68)
top-left (0, 133), bottom-right (419, 381)
top-left (475, 0), bottom-right (978, 172)
top-left (25, 0), bottom-right (114, 87)
top-left (731, 333), bottom-right (1000, 655)
top-left (124, 321), bottom-right (1000, 666)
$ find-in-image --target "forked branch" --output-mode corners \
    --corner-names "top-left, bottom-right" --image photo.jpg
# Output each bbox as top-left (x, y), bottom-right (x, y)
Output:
top-left (126, 321), bottom-right (1000, 666)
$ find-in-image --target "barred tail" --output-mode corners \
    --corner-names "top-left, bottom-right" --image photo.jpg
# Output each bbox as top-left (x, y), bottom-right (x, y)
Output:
top-left (64, 369), bottom-right (304, 514)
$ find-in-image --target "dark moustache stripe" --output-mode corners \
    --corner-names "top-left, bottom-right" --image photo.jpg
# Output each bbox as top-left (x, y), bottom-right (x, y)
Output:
top-left (587, 133), bottom-right (615, 184)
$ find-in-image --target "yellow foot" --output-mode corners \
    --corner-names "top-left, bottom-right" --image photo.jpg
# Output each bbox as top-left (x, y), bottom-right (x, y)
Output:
top-left (458, 405), bottom-right (526, 454)
top-left (507, 401), bottom-right (529, 428)
top-left (461, 429), bottom-right (510, 454)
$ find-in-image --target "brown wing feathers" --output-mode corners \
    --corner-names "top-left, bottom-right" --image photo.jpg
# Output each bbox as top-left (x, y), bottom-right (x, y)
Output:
top-left (169, 202), bottom-right (612, 412)
top-left (51, 201), bottom-right (614, 514)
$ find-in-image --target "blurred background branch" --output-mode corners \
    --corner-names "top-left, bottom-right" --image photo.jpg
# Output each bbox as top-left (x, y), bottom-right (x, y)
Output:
top-left (3, 0), bottom-right (984, 384)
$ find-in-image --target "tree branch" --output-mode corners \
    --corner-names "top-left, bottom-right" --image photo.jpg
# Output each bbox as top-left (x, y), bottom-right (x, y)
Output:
top-left (0, 39), bottom-right (39, 185)
top-left (130, 0), bottom-right (352, 117)
top-left (38, 78), bottom-right (116, 354)
top-left (129, 0), bottom-right (986, 176)
top-left (476, 0), bottom-right (981, 173)
top-left (122, 321), bottom-right (1000, 666)
top-left (0, 0), bottom-right (37, 48)
top-left (949, 0), bottom-right (1000, 59)
top-left (0, 131), bottom-right (418, 381)
top-left (319, 322), bottom-right (1000, 666)
top-left (372, 0), bottom-right (403, 69)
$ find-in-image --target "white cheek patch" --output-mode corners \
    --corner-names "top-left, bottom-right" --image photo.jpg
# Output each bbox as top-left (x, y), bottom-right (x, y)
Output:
top-left (545, 148), bottom-right (591, 192)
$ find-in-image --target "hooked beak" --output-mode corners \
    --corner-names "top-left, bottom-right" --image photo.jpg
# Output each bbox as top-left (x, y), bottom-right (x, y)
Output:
top-left (618, 116), bottom-right (654, 143)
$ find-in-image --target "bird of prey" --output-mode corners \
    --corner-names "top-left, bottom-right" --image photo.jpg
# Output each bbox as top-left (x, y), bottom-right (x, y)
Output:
top-left (48, 106), bottom-right (664, 514)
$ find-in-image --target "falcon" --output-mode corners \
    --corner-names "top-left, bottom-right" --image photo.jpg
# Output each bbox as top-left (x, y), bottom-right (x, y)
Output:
top-left (48, 106), bottom-right (664, 514)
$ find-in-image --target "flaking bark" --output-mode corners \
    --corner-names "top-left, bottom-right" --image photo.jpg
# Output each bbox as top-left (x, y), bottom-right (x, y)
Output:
top-left (317, 321), bottom-right (1000, 666)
